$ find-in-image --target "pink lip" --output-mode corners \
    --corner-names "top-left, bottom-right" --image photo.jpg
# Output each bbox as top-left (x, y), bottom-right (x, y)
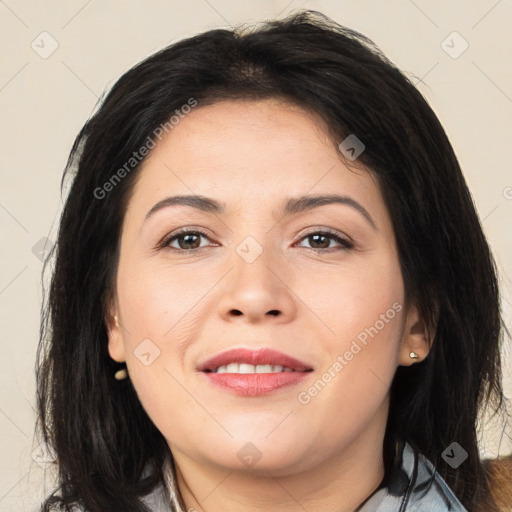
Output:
top-left (198, 348), bottom-right (313, 397)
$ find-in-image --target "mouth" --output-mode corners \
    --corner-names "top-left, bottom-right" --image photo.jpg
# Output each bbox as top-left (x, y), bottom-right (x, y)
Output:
top-left (206, 363), bottom-right (297, 374)
top-left (198, 347), bottom-right (313, 396)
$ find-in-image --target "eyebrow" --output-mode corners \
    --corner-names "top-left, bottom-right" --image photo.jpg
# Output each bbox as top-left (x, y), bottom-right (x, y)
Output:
top-left (144, 194), bottom-right (377, 229)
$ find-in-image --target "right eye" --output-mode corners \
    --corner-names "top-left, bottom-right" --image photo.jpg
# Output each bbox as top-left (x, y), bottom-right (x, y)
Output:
top-left (159, 228), bottom-right (216, 252)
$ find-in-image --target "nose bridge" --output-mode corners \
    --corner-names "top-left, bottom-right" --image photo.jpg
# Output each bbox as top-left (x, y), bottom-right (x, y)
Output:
top-left (228, 205), bottom-right (279, 271)
top-left (231, 232), bottom-right (278, 288)
top-left (216, 227), bottom-right (295, 321)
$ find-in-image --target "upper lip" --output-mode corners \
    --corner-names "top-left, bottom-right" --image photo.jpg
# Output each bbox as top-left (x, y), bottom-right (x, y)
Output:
top-left (198, 347), bottom-right (313, 372)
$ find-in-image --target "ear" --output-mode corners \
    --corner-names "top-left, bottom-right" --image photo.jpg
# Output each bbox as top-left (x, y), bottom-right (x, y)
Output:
top-left (398, 302), bottom-right (432, 366)
top-left (106, 303), bottom-right (126, 363)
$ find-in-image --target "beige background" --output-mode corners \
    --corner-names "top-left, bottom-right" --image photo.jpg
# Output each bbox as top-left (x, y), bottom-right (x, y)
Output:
top-left (1, 0), bottom-right (511, 510)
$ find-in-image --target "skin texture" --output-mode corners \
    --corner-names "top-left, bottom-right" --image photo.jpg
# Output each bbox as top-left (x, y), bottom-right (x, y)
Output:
top-left (107, 98), bottom-right (429, 512)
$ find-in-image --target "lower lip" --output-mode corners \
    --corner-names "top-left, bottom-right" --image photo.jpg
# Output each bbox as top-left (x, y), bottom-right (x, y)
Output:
top-left (201, 371), bottom-right (311, 396)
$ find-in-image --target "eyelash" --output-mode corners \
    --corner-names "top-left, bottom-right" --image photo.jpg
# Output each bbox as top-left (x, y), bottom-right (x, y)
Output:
top-left (158, 227), bottom-right (354, 253)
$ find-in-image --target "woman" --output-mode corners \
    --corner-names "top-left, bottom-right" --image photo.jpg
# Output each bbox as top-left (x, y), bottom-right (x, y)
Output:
top-left (36, 10), bottom-right (512, 512)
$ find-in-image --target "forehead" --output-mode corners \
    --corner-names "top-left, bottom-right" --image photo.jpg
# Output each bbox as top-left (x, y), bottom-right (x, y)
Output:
top-left (126, 99), bottom-right (385, 223)
top-left (144, 97), bottom-right (338, 170)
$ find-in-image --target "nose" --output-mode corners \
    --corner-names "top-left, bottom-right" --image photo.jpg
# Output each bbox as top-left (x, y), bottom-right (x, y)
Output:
top-left (216, 238), bottom-right (297, 324)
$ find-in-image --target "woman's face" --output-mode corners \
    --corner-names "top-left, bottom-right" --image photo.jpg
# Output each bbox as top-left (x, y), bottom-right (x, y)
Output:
top-left (108, 98), bottom-right (427, 476)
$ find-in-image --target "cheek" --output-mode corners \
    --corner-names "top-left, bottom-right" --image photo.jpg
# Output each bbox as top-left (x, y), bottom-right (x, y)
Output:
top-left (115, 259), bottom-right (216, 432)
top-left (294, 254), bottom-right (405, 406)
top-left (296, 250), bottom-right (405, 350)
top-left (117, 257), bottom-right (210, 344)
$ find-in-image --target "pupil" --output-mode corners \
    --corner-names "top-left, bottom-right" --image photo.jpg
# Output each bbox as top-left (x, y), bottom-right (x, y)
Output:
top-left (181, 234), bottom-right (199, 249)
top-left (311, 234), bottom-right (328, 248)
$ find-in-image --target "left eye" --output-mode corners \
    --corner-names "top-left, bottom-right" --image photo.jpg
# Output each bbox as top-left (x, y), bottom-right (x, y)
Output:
top-left (295, 231), bottom-right (353, 251)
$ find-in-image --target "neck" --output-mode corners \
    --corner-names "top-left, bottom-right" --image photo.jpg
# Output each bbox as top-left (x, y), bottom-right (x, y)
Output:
top-left (171, 403), bottom-right (389, 512)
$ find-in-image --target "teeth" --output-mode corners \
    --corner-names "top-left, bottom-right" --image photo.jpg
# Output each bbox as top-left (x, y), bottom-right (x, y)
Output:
top-left (213, 363), bottom-right (295, 374)
top-left (256, 365), bottom-right (273, 373)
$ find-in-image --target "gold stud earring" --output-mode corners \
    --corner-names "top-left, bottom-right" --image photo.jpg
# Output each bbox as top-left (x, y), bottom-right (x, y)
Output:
top-left (114, 368), bottom-right (128, 380)
top-left (114, 314), bottom-right (119, 327)
top-left (409, 351), bottom-right (419, 360)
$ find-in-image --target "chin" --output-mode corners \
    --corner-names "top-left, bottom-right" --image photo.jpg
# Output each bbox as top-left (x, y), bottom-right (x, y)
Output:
top-left (190, 431), bottom-right (319, 476)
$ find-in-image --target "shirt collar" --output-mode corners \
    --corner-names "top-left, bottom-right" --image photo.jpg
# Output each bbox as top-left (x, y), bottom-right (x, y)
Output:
top-left (357, 440), bottom-right (469, 511)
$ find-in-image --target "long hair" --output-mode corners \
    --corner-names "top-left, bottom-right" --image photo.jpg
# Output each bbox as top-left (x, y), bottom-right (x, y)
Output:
top-left (36, 10), bottom-right (509, 511)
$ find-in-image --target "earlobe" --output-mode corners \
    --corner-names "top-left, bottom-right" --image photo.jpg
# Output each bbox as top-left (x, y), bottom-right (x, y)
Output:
top-left (106, 309), bottom-right (126, 363)
top-left (398, 303), bottom-right (432, 366)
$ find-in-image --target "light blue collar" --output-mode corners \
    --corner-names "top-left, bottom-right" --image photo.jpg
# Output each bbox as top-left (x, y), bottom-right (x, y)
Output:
top-left (357, 441), bottom-right (468, 511)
